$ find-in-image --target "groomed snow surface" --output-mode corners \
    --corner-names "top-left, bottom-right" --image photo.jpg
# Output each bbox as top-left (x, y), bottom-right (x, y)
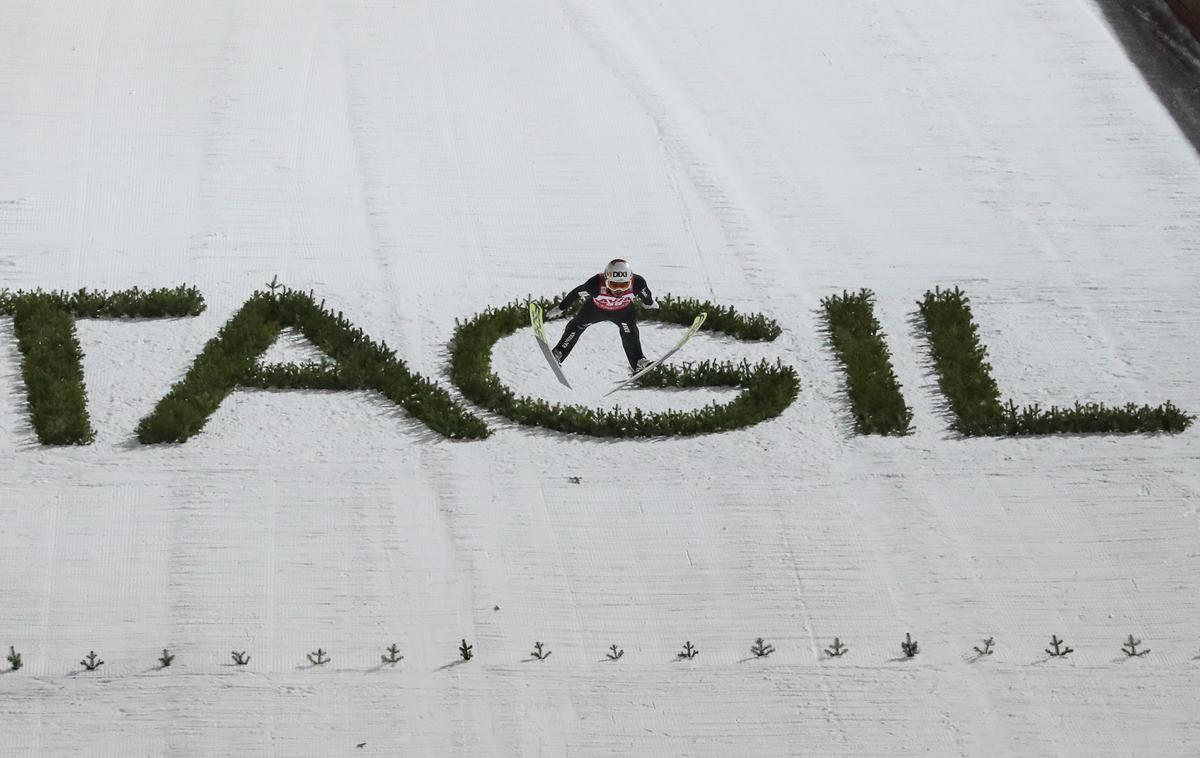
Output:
top-left (2, 1), bottom-right (1200, 755)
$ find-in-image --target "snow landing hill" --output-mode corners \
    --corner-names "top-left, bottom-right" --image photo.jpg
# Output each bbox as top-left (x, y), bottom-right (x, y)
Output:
top-left (2, 1), bottom-right (1199, 756)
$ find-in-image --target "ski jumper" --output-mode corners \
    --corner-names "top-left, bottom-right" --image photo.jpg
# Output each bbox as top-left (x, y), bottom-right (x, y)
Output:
top-left (552, 273), bottom-right (654, 369)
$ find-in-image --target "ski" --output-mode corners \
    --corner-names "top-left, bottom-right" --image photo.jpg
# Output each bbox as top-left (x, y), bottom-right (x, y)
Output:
top-left (529, 302), bottom-right (571, 388)
top-left (603, 312), bottom-right (707, 397)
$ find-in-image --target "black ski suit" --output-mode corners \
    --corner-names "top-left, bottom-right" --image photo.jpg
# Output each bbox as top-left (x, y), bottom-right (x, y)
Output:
top-left (552, 273), bottom-right (654, 369)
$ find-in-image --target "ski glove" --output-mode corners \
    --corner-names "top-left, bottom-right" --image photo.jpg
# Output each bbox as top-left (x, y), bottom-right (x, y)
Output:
top-left (545, 306), bottom-right (565, 320)
top-left (642, 300), bottom-right (659, 309)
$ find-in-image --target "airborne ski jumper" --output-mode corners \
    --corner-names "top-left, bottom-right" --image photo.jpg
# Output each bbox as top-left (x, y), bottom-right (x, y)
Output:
top-left (545, 259), bottom-right (658, 373)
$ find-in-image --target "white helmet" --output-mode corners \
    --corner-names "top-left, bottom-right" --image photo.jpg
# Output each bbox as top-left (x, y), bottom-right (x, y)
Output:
top-left (604, 259), bottom-right (633, 293)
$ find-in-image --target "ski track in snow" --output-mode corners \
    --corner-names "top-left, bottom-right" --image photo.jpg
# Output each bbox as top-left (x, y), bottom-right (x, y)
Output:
top-left (2, 0), bottom-right (1200, 755)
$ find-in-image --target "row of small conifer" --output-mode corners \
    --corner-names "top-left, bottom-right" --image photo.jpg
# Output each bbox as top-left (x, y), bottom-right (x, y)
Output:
top-left (3, 634), bottom-right (1161, 675)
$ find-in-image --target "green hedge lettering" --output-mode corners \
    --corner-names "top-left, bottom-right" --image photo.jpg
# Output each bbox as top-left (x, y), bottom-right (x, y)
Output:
top-left (136, 287), bottom-right (488, 443)
top-left (917, 287), bottom-right (1192, 435)
top-left (0, 286), bottom-right (205, 445)
top-left (821, 289), bottom-right (913, 435)
top-left (450, 295), bottom-right (798, 438)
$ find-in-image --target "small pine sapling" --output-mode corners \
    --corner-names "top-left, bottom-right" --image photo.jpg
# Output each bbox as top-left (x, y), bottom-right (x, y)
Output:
top-left (459, 639), bottom-right (473, 661)
top-left (973, 637), bottom-right (995, 657)
top-left (530, 642), bottom-right (551, 660)
top-left (158, 649), bottom-right (175, 668)
top-left (1045, 635), bottom-right (1073, 658)
top-left (6, 646), bottom-right (21, 671)
top-left (1121, 635), bottom-right (1149, 658)
top-left (231, 651), bottom-right (250, 666)
top-left (381, 644), bottom-right (404, 665)
top-left (750, 637), bottom-right (775, 658)
top-left (80, 651), bottom-right (104, 671)
top-left (606, 644), bottom-right (624, 661)
top-left (677, 641), bottom-right (699, 660)
top-left (824, 638), bottom-right (848, 658)
top-left (307, 649), bottom-right (330, 666)
top-left (901, 633), bottom-right (919, 658)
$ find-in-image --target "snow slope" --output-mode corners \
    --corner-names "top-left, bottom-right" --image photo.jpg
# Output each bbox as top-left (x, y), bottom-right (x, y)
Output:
top-left (2, 1), bottom-right (1199, 755)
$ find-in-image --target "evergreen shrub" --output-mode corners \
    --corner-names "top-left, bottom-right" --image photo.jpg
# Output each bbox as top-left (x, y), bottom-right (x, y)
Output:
top-left (0, 286), bottom-right (205, 445)
top-left (918, 287), bottom-right (1192, 435)
top-left (645, 295), bottom-right (782, 340)
top-left (820, 289), bottom-right (913, 435)
top-left (450, 295), bottom-right (797, 438)
top-left (137, 287), bottom-right (488, 443)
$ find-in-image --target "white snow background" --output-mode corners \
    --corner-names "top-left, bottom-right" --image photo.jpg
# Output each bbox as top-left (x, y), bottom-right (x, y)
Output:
top-left (2, 1), bottom-right (1199, 756)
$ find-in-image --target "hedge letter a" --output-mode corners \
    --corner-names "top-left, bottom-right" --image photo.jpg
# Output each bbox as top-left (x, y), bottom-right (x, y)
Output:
top-left (135, 288), bottom-right (488, 443)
